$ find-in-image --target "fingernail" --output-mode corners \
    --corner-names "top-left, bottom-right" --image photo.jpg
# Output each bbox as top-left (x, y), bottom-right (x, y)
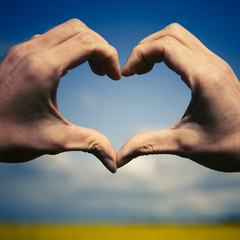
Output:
top-left (101, 157), bottom-right (117, 174)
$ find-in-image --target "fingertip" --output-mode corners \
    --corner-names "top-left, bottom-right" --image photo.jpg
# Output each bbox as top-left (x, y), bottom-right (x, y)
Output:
top-left (110, 70), bottom-right (122, 80)
top-left (97, 139), bottom-right (117, 173)
top-left (116, 157), bottom-right (130, 169)
top-left (101, 157), bottom-right (117, 173)
top-left (121, 67), bottom-right (133, 77)
top-left (105, 59), bottom-right (122, 80)
top-left (97, 135), bottom-right (118, 173)
top-left (61, 125), bottom-right (117, 172)
top-left (89, 61), bottom-right (120, 79)
top-left (116, 148), bottom-right (133, 169)
top-left (94, 71), bottom-right (106, 77)
top-left (103, 157), bottom-right (118, 173)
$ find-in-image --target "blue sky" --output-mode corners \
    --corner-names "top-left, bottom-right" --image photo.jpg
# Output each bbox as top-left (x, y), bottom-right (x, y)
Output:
top-left (0, 0), bottom-right (240, 222)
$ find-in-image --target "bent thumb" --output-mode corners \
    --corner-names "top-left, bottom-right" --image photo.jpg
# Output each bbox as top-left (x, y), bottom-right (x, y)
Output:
top-left (47, 123), bottom-right (117, 173)
top-left (117, 127), bottom-right (188, 168)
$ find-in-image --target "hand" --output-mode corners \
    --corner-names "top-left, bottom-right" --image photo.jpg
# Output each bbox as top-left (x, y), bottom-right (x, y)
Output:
top-left (0, 19), bottom-right (121, 173)
top-left (117, 23), bottom-right (240, 172)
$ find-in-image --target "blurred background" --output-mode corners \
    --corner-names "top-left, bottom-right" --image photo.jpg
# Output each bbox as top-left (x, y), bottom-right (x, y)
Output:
top-left (0, 0), bottom-right (240, 224)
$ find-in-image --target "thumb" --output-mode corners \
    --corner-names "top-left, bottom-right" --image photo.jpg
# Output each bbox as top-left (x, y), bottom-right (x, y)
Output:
top-left (117, 127), bottom-right (190, 168)
top-left (47, 123), bottom-right (117, 173)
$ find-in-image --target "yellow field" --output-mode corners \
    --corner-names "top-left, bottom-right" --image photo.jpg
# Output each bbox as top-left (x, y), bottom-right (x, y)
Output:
top-left (0, 223), bottom-right (239, 240)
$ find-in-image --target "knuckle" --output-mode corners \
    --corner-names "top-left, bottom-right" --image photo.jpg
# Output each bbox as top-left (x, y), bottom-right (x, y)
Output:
top-left (21, 53), bottom-right (55, 80)
top-left (132, 44), bottom-right (151, 65)
top-left (31, 34), bottom-right (41, 40)
top-left (66, 18), bottom-right (86, 31)
top-left (138, 144), bottom-right (154, 155)
top-left (107, 45), bottom-right (118, 59)
top-left (176, 128), bottom-right (200, 154)
top-left (6, 44), bottom-right (27, 64)
top-left (131, 45), bottom-right (145, 64)
top-left (110, 45), bottom-right (118, 55)
top-left (161, 35), bottom-right (177, 45)
top-left (86, 134), bottom-right (103, 156)
top-left (132, 134), bottom-right (155, 155)
top-left (133, 44), bottom-right (143, 55)
top-left (222, 61), bottom-right (234, 75)
top-left (138, 39), bottom-right (145, 45)
top-left (159, 36), bottom-right (178, 50)
top-left (165, 22), bottom-right (182, 32)
top-left (75, 32), bottom-right (96, 46)
top-left (21, 54), bottom-right (43, 79)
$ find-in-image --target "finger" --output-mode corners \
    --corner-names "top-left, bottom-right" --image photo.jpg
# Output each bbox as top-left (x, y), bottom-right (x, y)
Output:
top-left (31, 34), bottom-right (41, 40)
top-left (2, 19), bottom-right (107, 72)
top-left (33, 19), bottom-right (108, 48)
top-left (47, 123), bottom-right (117, 173)
top-left (121, 36), bottom-right (204, 89)
top-left (136, 64), bottom-right (154, 75)
top-left (116, 126), bottom-right (240, 172)
top-left (139, 23), bottom-right (228, 70)
top-left (46, 32), bottom-right (121, 80)
top-left (117, 127), bottom-right (185, 168)
top-left (139, 23), bottom-right (208, 55)
top-left (5, 20), bottom-right (88, 62)
top-left (88, 60), bottom-right (106, 76)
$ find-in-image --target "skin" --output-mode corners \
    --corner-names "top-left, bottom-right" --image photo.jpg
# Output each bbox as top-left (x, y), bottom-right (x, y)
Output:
top-left (0, 19), bottom-right (121, 173)
top-left (0, 20), bottom-right (239, 173)
top-left (117, 23), bottom-right (240, 172)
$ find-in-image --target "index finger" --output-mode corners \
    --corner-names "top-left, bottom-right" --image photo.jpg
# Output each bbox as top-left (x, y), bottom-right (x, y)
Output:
top-left (121, 36), bottom-right (206, 90)
top-left (45, 31), bottom-right (121, 80)
top-left (139, 23), bottom-right (208, 55)
top-left (31, 19), bottom-right (108, 49)
top-left (138, 23), bottom-right (229, 72)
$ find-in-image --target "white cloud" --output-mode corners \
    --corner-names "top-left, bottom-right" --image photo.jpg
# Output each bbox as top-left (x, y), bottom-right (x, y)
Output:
top-left (1, 150), bottom-right (240, 222)
top-left (120, 155), bottom-right (158, 178)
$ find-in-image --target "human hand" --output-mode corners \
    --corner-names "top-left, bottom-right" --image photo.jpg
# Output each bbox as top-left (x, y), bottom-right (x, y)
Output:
top-left (117, 23), bottom-right (240, 172)
top-left (0, 19), bottom-right (121, 173)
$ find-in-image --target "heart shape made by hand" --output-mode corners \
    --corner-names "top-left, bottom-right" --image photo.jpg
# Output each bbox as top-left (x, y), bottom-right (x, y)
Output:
top-left (0, 20), bottom-right (239, 173)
